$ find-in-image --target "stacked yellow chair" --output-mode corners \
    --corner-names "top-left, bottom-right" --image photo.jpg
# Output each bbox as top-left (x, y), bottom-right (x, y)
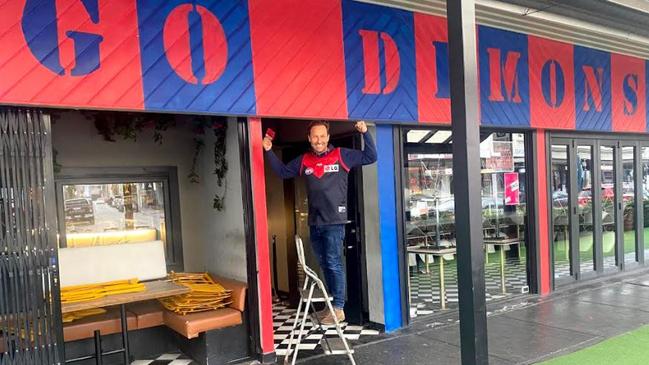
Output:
top-left (159, 272), bottom-right (232, 315)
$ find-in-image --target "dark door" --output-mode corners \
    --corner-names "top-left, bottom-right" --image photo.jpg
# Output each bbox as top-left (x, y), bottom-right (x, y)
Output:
top-left (334, 134), bottom-right (365, 325)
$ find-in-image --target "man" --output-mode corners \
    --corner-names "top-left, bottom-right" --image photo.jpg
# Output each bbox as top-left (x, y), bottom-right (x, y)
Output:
top-left (263, 120), bottom-right (377, 324)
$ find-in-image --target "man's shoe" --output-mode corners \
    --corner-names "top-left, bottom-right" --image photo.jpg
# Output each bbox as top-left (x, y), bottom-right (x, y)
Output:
top-left (320, 308), bottom-right (345, 325)
top-left (310, 309), bottom-right (328, 323)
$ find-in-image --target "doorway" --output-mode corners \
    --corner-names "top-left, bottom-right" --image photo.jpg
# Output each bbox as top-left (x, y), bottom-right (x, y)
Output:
top-left (550, 135), bottom-right (645, 285)
top-left (262, 119), bottom-right (369, 325)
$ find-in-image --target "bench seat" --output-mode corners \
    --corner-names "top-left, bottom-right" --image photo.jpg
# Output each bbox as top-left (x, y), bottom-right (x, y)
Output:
top-left (127, 300), bottom-right (165, 329)
top-left (63, 309), bottom-right (136, 342)
top-left (163, 308), bottom-right (242, 339)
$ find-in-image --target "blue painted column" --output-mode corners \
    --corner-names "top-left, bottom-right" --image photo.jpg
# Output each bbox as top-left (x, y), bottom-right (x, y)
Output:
top-left (375, 124), bottom-right (402, 331)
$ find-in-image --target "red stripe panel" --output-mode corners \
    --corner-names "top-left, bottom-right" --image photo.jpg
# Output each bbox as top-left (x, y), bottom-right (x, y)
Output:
top-left (529, 36), bottom-right (575, 129)
top-left (611, 53), bottom-right (646, 132)
top-left (248, 117), bottom-right (275, 354)
top-left (248, 0), bottom-right (348, 119)
top-left (414, 13), bottom-right (450, 124)
top-left (0, 0), bottom-right (143, 109)
top-left (535, 131), bottom-right (551, 295)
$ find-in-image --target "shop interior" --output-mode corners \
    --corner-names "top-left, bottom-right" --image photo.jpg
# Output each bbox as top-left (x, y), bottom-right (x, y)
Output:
top-left (49, 110), bottom-right (251, 364)
top-left (402, 128), bottom-right (532, 318)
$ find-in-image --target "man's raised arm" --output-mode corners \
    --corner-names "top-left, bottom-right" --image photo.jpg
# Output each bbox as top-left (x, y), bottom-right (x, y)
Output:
top-left (341, 121), bottom-right (378, 168)
top-left (263, 132), bottom-right (302, 179)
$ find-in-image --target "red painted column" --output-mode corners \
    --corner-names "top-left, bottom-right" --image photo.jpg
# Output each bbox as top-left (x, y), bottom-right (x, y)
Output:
top-left (535, 130), bottom-right (551, 295)
top-left (247, 117), bottom-right (275, 355)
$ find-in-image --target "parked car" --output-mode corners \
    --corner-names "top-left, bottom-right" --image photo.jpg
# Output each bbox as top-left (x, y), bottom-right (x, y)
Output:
top-left (64, 198), bottom-right (95, 225)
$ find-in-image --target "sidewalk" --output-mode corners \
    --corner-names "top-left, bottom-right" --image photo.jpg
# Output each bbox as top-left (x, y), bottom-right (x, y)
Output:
top-left (295, 268), bottom-right (649, 364)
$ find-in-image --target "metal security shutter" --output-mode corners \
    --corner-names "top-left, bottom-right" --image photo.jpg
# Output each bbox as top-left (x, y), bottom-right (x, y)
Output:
top-left (0, 109), bottom-right (62, 365)
top-left (358, 0), bottom-right (649, 59)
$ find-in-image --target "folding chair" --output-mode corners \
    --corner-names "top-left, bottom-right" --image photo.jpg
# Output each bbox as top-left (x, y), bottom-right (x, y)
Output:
top-left (283, 235), bottom-right (356, 365)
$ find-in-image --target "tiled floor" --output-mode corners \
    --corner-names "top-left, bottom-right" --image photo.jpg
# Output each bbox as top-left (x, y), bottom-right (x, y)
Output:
top-left (408, 251), bottom-right (529, 317)
top-left (272, 302), bottom-right (380, 358)
top-left (131, 353), bottom-right (194, 365)
top-left (554, 251), bottom-right (637, 280)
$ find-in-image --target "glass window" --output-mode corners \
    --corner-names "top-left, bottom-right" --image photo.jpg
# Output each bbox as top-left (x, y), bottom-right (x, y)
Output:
top-left (551, 144), bottom-right (570, 279)
top-left (601, 146), bottom-right (617, 271)
top-left (403, 129), bottom-right (529, 318)
top-left (61, 182), bottom-right (167, 248)
top-left (642, 147), bottom-right (649, 261)
top-left (622, 146), bottom-right (637, 265)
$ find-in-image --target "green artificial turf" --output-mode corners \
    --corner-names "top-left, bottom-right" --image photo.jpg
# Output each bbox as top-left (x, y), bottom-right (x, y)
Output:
top-left (539, 325), bottom-right (649, 365)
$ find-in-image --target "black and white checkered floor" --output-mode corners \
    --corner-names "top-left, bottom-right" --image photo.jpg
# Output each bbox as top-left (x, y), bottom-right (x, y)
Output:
top-left (409, 252), bottom-right (529, 318)
top-left (132, 353), bottom-right (194, 365)
top-left (272, 302), bottom-right (380, 357)
top-left (554, 251), bottom-right (638, 280)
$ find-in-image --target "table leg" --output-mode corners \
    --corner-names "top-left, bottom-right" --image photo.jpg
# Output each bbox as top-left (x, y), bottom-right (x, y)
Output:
top-left (500, 246), bottom-right (506, 294)
top-left (120, 304), bottom-right (130, 365)
top-left (485, 245), bottom-right (489, 264)
top-left (425, 254), bottom-right (429, 274)
top-left (93, 330), bottom-right (102, 365)
top-left (440, 257), bottom-right (446, 310)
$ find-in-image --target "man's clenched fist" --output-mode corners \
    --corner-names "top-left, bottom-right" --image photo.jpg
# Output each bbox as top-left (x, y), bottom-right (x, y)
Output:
top-left (355, 120), bottom-right (368, 134)
top-left (262, 136), bottom-right (272, 151)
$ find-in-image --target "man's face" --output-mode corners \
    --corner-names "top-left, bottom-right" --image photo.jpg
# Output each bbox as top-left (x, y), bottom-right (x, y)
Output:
top-left (308, 125), bottom-right (330, 154)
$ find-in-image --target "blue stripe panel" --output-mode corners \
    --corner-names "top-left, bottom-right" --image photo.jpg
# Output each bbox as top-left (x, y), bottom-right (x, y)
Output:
top-left (342, 0), bottom-right (418, 122)
top-left (376, 125), bottom-right (402, 331)
top-left (574, 46), bottom-right (612, 131)
top-left (137, 0), bottom-right (255, 114)
top-left (478, 26), bottom-right (530, 127)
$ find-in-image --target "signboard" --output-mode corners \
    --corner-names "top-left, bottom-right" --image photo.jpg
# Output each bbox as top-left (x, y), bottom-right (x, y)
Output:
top-left (504, 172), bottom-right (520, 206)
top-left (485, 141), bottom-right (514, 172)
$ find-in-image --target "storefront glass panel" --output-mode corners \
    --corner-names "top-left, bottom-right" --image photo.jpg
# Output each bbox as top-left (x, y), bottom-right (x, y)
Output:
top-left (601, 146), bottom-right (617, 271)
top-left (577, 145), bottom-right (595, 274)
top-left (643, 147), bottom-right (649, 261)
top-left (622, 146), bottom-right (637, 265)
top-left (551, 144), bottom-right (571, 279)
top-left (403, 129), bottom-right (529, 318)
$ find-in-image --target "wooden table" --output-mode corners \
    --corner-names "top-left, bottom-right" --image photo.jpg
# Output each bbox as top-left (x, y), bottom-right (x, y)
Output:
top-left (62, 280), bottom-right (190, 364)
top-left (407, 246), bottom-right (457, 309)
top-left (484, 238), bottom-right (521, 294)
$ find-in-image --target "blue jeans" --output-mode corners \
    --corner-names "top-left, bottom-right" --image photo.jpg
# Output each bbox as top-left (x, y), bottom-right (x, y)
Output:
top-left (309, 224), bottom-right (346, 309)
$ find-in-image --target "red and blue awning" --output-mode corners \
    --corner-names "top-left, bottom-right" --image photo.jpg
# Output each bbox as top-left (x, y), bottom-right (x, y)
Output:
top-left (1, 0), bottom-right (647, 132)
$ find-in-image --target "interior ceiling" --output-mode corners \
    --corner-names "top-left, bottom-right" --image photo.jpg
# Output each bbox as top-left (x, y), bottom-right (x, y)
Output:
top-left (359, 0), bottom-right (649, 58)
top-left (498, 0), bottom-right (649, 38)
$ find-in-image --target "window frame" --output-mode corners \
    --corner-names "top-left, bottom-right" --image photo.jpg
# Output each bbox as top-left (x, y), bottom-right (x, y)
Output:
top-left (54, 166), bottom-right (184, 272)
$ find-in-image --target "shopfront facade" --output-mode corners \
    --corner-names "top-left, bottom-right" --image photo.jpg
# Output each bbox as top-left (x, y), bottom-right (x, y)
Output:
top-left (3, 0), bottom-right (649, 363)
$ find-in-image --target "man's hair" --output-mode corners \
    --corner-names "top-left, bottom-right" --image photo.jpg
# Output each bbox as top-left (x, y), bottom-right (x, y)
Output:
top-left (307, 120), bottom-right (329, 135)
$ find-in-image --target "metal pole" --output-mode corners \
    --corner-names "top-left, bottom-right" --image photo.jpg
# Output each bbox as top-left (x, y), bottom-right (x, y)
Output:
top-left (446, 1), bottom-right (489, 364)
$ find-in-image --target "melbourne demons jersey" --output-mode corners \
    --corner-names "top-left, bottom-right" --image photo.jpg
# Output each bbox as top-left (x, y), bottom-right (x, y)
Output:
top-left (299, 147), bottom-right (351, 225)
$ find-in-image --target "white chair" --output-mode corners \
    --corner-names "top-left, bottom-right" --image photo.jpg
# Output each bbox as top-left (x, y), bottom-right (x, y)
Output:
top-left (284, 236), bottom-right (356, 365)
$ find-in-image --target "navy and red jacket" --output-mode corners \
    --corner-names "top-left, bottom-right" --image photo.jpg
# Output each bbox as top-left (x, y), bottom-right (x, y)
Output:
top-left (265, 132), bottom-right (377, 226)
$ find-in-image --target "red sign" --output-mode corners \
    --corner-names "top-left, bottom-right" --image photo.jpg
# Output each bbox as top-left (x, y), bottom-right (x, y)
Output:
top-left (504, 172), bottom-right (520, 206)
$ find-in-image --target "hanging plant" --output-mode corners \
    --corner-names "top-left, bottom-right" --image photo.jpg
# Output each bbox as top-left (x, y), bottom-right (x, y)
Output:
top-left (188, 137), bottom-right (205, 184)
top-left (87, 112), bottom-right (228, 210)
top-left (212, 120), bottom-right (228, 211)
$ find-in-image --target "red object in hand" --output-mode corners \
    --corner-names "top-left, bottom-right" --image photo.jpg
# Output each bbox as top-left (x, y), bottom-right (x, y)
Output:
top-left (265, 128), bottom-right (276, 140)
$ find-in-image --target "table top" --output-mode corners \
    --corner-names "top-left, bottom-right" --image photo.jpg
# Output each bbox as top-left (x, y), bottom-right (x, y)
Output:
top-left (61, 280), bottom-right (190, 313)
top-left (484, 237), bottom-right (522, 245)
top-left (407, 246), bottom-right (457, 255)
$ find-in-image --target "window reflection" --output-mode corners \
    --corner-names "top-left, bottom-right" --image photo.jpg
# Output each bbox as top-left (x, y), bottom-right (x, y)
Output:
top-left (61, 182), bottom-right (167, 248)
top-left (404, 130), bottom-right (529, 318)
